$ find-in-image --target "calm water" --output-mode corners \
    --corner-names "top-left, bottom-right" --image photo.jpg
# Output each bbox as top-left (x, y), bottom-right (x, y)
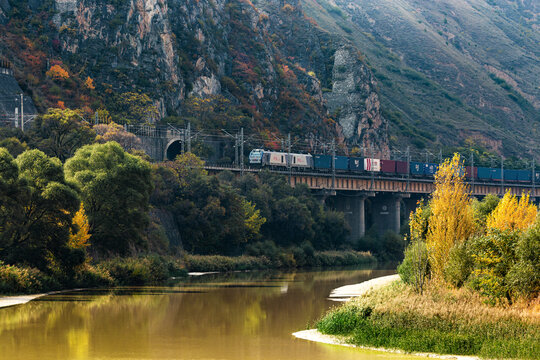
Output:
top-left (0, 268), bottom-right (419, 360)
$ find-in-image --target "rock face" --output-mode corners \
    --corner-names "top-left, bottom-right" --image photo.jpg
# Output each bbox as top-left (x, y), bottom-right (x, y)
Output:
top-left (325, 46), bottom-right (389, 158)
top-left (0, 0), bottom-right (390, 153)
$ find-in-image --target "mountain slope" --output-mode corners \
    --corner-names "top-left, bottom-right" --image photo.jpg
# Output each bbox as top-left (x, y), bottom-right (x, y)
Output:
top-left (301, 0), bottom-right (539, 158)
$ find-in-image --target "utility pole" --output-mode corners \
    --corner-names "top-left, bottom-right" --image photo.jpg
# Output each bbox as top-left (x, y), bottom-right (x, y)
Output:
top-left (240, 127), bottom-right (244, 176)
top-left (20, 93), bottom-right (24, 131)
top-left (331, 138), bottom-right (336, 190)
top-left (532, 159), bottom-right (536, 198)
top-left (234, 133), bottom-right (239, 167)
top-left (500, 155), bottom-right (504, 196)
top-left (439, 149), bottom-right (442, 164)
top-left (406, 146), bottom-right (410, 192)
top-left (287, 133), bottom-right (291, 184)
top-left (14, 107), bottom-right (18, 128)
top-left (470, 152), bottom-right (475, 195)
top-left (370, 146), bottom-right (375, 190)
top-left (187, 122), bottom-right (191, 153)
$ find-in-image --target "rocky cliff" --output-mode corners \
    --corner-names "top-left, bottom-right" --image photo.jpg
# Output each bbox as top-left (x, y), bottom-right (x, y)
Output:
top-left (0, 0), bottom-right (391, 154)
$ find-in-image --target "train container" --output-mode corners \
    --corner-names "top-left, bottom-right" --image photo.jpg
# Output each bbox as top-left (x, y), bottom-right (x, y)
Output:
top-left (364, 158), bottom-right (381, 172)
top-left (313, 154), bottom-right (332, 170)
top-left (334, 156), bottom-right (349, 170)
top-left (380, 159), bottom-right (395, 173)
top-left (504, 169), bottom-right (519, 181)
top-left (410, 162), bottom-right (424, 175)
top-left (424, 163), bottom-right (438, 176)
top-left (516, 170), bottom-right (531, 182)
top-left (267, 152), bottom-right (288, 166)
top-left (535, 171), bottom-right (540, 183)
top-left (291, 154), bottom-right (313, 168)
top-left (396, 161), bottom-right (408, 174)
top-left (349, 157), bottom-right (364, 172)
top-left (465, 166), bottom-right (478, 179)
top-left (477, 167), bottom-right (502, 180)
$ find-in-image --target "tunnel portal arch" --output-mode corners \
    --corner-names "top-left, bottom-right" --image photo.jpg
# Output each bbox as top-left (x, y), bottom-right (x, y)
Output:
top-left (165, 138), bottom-right (183, 161)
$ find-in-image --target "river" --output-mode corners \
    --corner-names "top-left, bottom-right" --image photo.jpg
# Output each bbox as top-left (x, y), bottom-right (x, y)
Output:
top-left (0, 268), bottom-right (418, 360)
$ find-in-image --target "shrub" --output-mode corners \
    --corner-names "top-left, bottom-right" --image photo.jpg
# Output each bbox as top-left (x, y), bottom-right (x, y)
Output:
top-left (0, 261), bottom-right (59, 294)
top-left (317, 304), bottom-right (373, 335)
top-left (73, 264), bottom-right (114, 288)
top-left (398, 240), bottom-right (429, 293)
top-left (444, 241), bottom-right (473, 287)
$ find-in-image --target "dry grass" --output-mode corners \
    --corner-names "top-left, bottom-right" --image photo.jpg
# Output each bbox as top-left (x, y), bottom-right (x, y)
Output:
top-left (353, 280), bottom-right (540, 326)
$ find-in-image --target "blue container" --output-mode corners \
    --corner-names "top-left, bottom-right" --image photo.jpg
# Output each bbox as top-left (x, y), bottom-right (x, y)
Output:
top-left (535, 171), bottom-right (540, 183)
top-left (334, 156), bottom-right (349, 170)
top-left (516, 170), bottom-right (531, 182)
top-left (349, 157), bottom-right (364, 172)
top-left (313, 154), bottom-right (331, 169)
top-left (491, 168), bottom-right (503, 180)
top-left (478, 167), bottom-right (502, 180)
top-left (504, 169), bottom-right (519, 181)
top-left (424, 163), bottom-right (438, 176)
top-left (410, 162), bottom-right (424, 175)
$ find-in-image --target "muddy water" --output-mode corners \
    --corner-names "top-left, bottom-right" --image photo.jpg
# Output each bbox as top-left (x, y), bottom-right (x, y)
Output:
top-left (0, 268), bottom-right (418, 360)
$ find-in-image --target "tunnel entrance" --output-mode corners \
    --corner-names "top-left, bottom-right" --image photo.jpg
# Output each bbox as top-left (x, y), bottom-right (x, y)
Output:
top-left (166, 140), bottom-right (183, 161)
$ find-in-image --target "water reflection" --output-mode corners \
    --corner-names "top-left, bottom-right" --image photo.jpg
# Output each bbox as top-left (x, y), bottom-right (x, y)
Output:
top-left (0, 268), bottom-right (418, 360)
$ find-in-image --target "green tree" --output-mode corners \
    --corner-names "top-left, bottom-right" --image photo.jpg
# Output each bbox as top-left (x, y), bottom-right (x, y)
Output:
top-left (64, 142), bottom-right (153, 255)
top-left (0, 137), bottom-right (28, 157)
top-left (110, 92), bottom-right (159, 124)
top-left (29, 108), bottom-right (96, 162)
top-left (0, 148), bottom-right (82, 273)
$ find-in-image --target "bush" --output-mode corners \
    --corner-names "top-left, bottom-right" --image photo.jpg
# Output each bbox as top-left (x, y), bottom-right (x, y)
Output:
top-left (506, 223), bottom-right (540, 299)
top-left (0, 261), bottom-right (59, 294)
top-left (444, 242), bottom-right (473, 287)
top-left (73, 264), bottom-right (114, 288)
top-left (398, 240), bottom-right (429, 293)
top-left (317, 303), bottom-right (373, 335)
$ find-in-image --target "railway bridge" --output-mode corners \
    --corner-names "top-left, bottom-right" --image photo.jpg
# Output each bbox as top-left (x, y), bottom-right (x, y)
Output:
top-left (205, 166), bottom-right (540, 243)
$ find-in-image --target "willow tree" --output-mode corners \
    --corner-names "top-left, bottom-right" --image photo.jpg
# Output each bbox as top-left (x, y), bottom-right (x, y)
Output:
top-left (427, 153), bottom-right (475, 280)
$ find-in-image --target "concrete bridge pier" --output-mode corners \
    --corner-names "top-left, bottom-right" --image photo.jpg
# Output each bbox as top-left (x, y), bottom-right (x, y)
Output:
top-left (332, 191), bottom-right (374, 243)
top-left (371, 193), bottom-right (410, 235)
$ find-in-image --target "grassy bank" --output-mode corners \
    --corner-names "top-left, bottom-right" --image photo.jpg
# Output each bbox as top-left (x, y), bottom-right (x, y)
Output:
top-left (1, 250), bottom-right (376, 295)
top-left (317, 280), bottom-right (540, 359)
top-left (184, 250), bottom-right (376, 272)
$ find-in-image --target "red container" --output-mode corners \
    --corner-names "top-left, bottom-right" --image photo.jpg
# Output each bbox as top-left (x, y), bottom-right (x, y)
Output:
top-left (466, 166), bottom-right (478, 179)
top-left (395, 161), bottom-right (408, 174)
top-left (380, 160), bottom-right (396, 173)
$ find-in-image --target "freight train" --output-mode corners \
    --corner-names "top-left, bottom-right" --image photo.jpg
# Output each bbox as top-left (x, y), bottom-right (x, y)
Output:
top-left (248, 149), bottom-right (540, 184)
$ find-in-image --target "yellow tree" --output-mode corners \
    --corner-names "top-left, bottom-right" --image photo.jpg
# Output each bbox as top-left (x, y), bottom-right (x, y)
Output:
top-left (242, 200), bottom-right (266, 242)
top-left (69, 203), bottom-right (91, 248)
top-left (427, 153), bottom-right (475, 280)
top-left (486, 191), bottom-right (537, 231)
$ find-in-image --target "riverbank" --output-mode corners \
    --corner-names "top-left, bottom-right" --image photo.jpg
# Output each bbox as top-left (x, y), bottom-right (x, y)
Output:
top-left (297, 278), bottom-right (540, 359)
top-left (1, 251), bottom-right (377, 296)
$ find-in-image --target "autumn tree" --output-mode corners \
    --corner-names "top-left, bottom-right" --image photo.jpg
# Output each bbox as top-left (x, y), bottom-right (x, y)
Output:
top-left (0, 149), bottom-right (83, 273)
top-left (109, 92), bottom-right (159, 124)
top-left (65, 142), bottom-right (153, 255)
top-left (486, 191), bottom-right (537, 232)
top-left (69, 203), bottom-right (91, 249)
top-left (94, 122), bottom-right (141, 151)
top-left (426, 153), bottom-right (475, 280)
top-left (29, 108), bottom-right (96, 162)
top-left (242, 200), bottom-right (266, 242)
top-left (84, 76), bottom-right (95, 90)
top-left (46, 65), bottom-right (69, 80)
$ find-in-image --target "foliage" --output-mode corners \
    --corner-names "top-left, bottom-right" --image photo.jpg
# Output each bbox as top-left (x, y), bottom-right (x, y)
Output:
top-left (506, 220), bottom-right (540, 299)
top-left (46, 64), bottom-right (69, 80)
top-left (0, 261), bottom-right (59, 294)
top-left (427, 154), bottom-right (474, 280)
top-left (0, 148), bottom-right (83, 274)
top-left (29, 108), bottom-right (96, 162)
top-left (398, 240), bottom-right (429, 293)
top-left (0, 137), bottom-right (28, 157)
top-left (472, 194), bottom-right (499, 229)
top-left (486, 191), bottom-right (537, 232)
top-left (84, 76), bottom-right (95, 90)
top-left (94, 122), bottom-right (141, 151)
top-left (64, 142), bottom-right (153, 255)
top-left (108, 92), bottom-right (159, 124)
top-left (97, 256), bottom-right (186, 285)
top-left (242, 200), bottom-right (266, 242)
top-left (178, 95), bottom-right (251, 130)
top-left (443, 241), bottom-right (473, 287)
top-left (69, 203), bottom-right (91, 249)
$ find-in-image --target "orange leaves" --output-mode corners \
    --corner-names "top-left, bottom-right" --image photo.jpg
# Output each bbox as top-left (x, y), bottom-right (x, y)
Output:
top-left (46, 64), bottom-right (69, 80)
top-left (84, 76), bottom-right (95, 90)
top-left (56, 101), bottom-right (66, 109)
